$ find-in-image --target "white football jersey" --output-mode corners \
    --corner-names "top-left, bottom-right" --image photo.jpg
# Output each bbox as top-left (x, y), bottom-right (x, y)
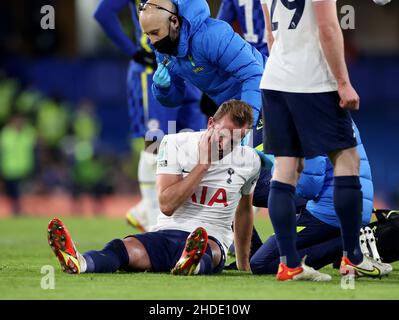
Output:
top-left (154, 131), bottom-right (261, 251)
top-left (260, 0), bottom-right (338, 93)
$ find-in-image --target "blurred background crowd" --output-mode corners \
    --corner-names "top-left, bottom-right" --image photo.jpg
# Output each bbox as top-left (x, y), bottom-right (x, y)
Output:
top-left (0, 0), bottom-right (398, 216)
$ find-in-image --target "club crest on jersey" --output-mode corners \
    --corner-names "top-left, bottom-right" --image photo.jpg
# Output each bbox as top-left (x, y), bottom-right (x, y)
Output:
top-left (227, 168), bottom-right (235, 184)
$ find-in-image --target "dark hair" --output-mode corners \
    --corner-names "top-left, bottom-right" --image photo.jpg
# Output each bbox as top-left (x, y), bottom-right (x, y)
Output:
top-left (213, 99), bottom-right (253, 128)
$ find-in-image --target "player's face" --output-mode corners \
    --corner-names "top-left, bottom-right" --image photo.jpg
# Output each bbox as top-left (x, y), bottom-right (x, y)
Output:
top-left (140, 14), bottom-right (171, 44)
top-left (209, 116), bottom-right (249, 160)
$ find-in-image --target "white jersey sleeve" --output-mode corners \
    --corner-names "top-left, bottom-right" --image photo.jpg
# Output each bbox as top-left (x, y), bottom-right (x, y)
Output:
top-left (241, 155), bottom-right (261, 195)
top-left (156, 134), bottom-right (182, 175)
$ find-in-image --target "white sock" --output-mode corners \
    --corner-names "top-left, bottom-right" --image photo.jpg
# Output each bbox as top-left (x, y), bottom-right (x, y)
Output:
top-left (77, 252), bottom-right (87, 273)
top-left (193, 263), bottom-right (201, 275)
top-left (138, 151), bottom-right (160, 228)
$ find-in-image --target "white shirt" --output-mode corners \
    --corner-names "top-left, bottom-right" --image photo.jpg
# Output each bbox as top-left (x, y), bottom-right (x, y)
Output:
top-left (154, 131), bottom-right (261, 251)
top-left (260, 0), bottom-right (338, 93)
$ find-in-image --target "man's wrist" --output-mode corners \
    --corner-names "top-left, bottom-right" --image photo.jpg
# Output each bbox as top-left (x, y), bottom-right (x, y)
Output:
top-left (337, 78), bottom-right (350, 88)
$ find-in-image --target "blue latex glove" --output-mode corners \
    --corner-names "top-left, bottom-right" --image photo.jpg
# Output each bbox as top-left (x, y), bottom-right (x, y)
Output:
top-left (255, 149), bottom-right (274, 170)
top-left (153, 63), bottom-right (171, 88)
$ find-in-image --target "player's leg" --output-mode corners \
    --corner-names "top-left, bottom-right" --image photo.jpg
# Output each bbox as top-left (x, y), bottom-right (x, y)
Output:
top-left (172, 228), bottom-right (225, 276)
top-left (328, 146), bottom-right (363, 265)
top-left (48, 218), bottom-right (132, 273)
top-left (285, 91), bottom-right (379, 277)
top-left (250, 234), bottom-right (280, 274)
top-left (250, 210), bottom-right (341, 274)
top-left (262, 89), bottom-right (304, 271)
top-left (125, 63), bottom-right (154, 231)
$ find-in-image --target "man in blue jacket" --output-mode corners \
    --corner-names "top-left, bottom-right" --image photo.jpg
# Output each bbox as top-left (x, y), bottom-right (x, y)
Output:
top-left (249, 123), bottom-right (392, 276)
top-left (94, 0), bottom-right (206, 232)
top-left (138, 0), bottom-right (265, 128)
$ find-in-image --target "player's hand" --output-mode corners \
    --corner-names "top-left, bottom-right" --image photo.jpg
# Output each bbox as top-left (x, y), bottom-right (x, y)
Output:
top-left (237, 261), bottom-right (251, 272)
top-left (132, 49), bottom-right (157, 69)
top-left (153, 63), bottom-right (171, 89)
top-left (198, 127), bottom-right (216, 167)
top-left (338, 82), bottom-right (360, 111)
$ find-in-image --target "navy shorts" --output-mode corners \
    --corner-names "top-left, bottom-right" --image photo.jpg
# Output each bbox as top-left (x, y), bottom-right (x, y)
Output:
top-left (127, 61), bottom-right (206, 139)
top-left (262, 89), bottom-right (357, 158)
top-left (127, 230), bottom-right (226, 273)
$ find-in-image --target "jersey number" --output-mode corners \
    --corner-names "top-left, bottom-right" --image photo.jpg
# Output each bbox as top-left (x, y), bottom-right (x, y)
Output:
top-left (238, 0), bottom-right (267, 44)
top-left (270, 0), bottom-right (305, 31)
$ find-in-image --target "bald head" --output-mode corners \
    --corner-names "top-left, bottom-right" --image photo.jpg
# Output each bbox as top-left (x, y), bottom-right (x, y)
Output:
top-left (139, 0), bottom-right (180, 48)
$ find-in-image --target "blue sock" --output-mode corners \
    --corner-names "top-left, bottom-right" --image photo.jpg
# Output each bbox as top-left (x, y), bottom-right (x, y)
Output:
top-left (83, 239), bottom-right (129, 273)
top-left (197, 253), bottom-right (213, 275)
top-left (334, 176), bottom-right (363, 264)
top-left (268, 180), bottom-right (300, 268)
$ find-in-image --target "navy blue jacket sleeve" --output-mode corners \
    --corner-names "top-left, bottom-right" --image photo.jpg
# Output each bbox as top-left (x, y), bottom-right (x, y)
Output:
top-left (296, 157), bottom-right (328, 200)
top-left (94, 0), bottom-right (139, 57)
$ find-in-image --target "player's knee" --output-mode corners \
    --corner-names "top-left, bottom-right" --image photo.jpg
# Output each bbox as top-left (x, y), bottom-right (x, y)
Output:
top-left (273, 158), bottom-right (301, 185)
top-left (330, 147), bottom-right (360, 176)
top-left (122, 237), bottom-right (151, 271)
top-left (249, 258), bottom-right (262, 274)
top-left (208, 240), bottom-right (222, 269)
top-left (250, 257), bottom-right (274, 275)
top-left (297, 158), bottom-right (304, 175)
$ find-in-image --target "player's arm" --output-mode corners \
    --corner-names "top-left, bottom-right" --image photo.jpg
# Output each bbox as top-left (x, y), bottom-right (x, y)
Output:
top-left (235, 156), bottom-right (261, 271)
top-left (217, 0), bottom-right (237, 24)
top-left (158, 166), bottom-right (209, 216)
top-left (234, 194), bottom-right (254, 271)
top-left (201, 23), bottom-right (263, 126)
top-left (157, 129), bottom-right (215, 216)
top-left (94, 0), bottom-right (139, 57)
top-left (313, 0), bottom-right (359, 110)
top-left (260, 0), bottom-right (274, 53)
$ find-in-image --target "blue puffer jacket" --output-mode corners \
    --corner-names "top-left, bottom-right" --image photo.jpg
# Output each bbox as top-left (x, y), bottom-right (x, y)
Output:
top-left (152, 0), bottom-right (265, 116)
top-left (296, 122), bottom-right (373, 228)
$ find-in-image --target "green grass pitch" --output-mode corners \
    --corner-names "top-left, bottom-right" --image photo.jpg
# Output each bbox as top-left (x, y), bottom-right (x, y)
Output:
top-left (1, 216), bottom-right (399, 300)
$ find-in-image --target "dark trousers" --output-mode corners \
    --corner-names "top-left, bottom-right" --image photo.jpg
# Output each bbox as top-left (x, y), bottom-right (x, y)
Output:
top-left (250, 210), bottom-right (342, 274)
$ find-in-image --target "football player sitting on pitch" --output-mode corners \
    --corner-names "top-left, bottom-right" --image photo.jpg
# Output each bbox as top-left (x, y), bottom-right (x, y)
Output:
top-left (47, 100), bottom-right (261, 275)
